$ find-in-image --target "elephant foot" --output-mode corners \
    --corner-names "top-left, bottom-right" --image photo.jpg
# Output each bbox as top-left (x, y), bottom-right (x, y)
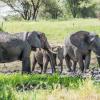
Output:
top-left (39, 72), bottom-right (42, 74)
top-left (67, 69), bottom-right (72, 72)
top-left (43, 72), bottom-right (46, 74)
top-left (32, 69), bottom-right (35, 72)
top-left (58, 63), bottom-right (61, 66)
top-left (72, 69), bottom-right (76, 73)
top-left (84, 69), bottom-right (90, 73)
top-left (72, 70), bottom-right (77, 74)
top-left (60, 71), bottom-right (62, 74)
top-left (22, 71), bottom-right (31, 74)
top-left (51, 69), bottom-right (56, 73)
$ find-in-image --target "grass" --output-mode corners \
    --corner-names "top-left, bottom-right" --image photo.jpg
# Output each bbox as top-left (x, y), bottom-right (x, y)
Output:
top-left (34, 80), bottom-right (100, 100)
top-left (0, 73), bottom-right (84, 100)
top-left (0, 73), bottom-right (100, 100)
top-left (0, 73), bottom-right (83, 89)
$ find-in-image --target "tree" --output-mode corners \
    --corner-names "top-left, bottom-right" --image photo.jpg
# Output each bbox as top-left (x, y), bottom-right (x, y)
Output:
top-left (0, 0), bottom-right (43, 20)
top-left (65, 0), bottom-right (80, 18)
top-left (65, 0), bottom-right (96, 18)
top-left (79, 0), bottom-right (96, 18)
top-left (43, 0), bottom-right (63, 19)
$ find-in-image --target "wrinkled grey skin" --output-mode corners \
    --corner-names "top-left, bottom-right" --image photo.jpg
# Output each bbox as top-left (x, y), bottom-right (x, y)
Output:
top-left (90, 35), bottom-right (100, 67)
top-left (43, 49), bottom-right (57, 73)
top-left (53, 46), bottom-right (64, 73)
top-left (32, 49), bottom-right (44, 73)
top-left (64, 31), bottom-right (97, 72)
top-left (43, 46), bottom-right (64, 73)
top-left (32, 46), bottom-right (64, 73)
top-left (0, 31), bottom-right (55, 73)
top-left (32, 49), bottom-right (56, 73)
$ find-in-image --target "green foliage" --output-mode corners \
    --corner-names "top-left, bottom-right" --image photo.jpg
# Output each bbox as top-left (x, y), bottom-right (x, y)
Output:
top-left (1, 0), bottom-right (99, 20)
top-left (0, 22), bottom-right (4, 32)
top-left (0, 73), bottom-right (84, 99)
top-left (0, 85), bottom-right (16, 100)
top-left (4, 15), bottom-right (23, 21)
top-left (65, 0), bottom-right (96, 18)
top-left (0, 73), bottom-right (83, 90)
top-left (43, 0), bottom-right (63, 19)
top-left (0, 73), bottom-right (99, 99)
top-left (0, 27), bottom-right (3, 32)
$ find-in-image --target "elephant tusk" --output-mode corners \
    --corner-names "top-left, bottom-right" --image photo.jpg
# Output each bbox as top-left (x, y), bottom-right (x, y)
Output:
top-left (48, 49), bottom-right (58, 54)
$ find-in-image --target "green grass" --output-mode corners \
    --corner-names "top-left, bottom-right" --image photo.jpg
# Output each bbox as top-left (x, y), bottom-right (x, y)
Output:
top-left (0, 73), bottom-right (83, 89)
top-left (1, 18), bottom-right (100, 43)
top-left (0, 73), bottom-right (99, 100)
top-left (0, 73), bottom-right (84, 100)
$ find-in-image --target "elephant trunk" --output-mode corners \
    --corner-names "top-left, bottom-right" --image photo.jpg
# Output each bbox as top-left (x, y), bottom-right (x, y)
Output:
top-left (43, 40), bottom-right (57, 54)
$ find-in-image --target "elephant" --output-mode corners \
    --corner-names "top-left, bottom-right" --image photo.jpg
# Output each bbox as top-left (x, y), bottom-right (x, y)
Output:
top-left (32, 46), bottom-right (64, 73)
top-left (64, 31), bottom-right (98, 72)
top-left (32, 49), bottom-right (44, 73)
top-left (90, 34), bottom-right (100, 67)
top-left (0, 31), bottom-right (56, 73)
top-left (53, 46), bottom-right (64, 73)
top-left (32, 48), bottom-right (57, 73)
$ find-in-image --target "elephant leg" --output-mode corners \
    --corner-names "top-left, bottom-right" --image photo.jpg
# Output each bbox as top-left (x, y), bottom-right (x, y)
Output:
top-left (78, 56), bottom-right (84, 72)
top-left (68, 48), bottom-right (78, 62)
top-left (50, 59), bottom-right (56, 73)
top-left (39, 63), bottom-right (43, 74)
top-left (44, 61), bottom-right (49, 73)
top-left (43, 55), bottom-right (49, 73)
top-left (22, 44), bottom-right (31, 73)
top-left (48, 51), bottom-right (56, 73)
top-left (60, 60), bottom-right (63, 73)
top-left (84, 52), bottom-right (91, 72)
top-left (58, 62), bottom-right (61, 66)
top-left (54, 54), bottom-right (57, 66)
top-left (22, 57), bottom-right (31, 73)
top-left (32, 57), bottom-right (37, 72)
top-left (73, 61), bottom-right (77, 72)
top-left (65, 55), bottom-right (72, 72)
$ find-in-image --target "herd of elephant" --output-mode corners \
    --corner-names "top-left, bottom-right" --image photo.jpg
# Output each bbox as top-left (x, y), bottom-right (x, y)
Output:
top-left (0, 30), bottom-right (100, 74)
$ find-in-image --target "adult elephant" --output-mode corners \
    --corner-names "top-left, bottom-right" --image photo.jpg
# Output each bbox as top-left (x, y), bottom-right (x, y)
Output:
top-left (0, 31), bottom-right (56, 73)
top-left (64, 31), bottom-right (98, 72)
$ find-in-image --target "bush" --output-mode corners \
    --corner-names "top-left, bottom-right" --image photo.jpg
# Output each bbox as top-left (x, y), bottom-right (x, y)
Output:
top-left (0, 22), bottom-right (4, 32)
top-left (0, 27), bottom-right (3, 32)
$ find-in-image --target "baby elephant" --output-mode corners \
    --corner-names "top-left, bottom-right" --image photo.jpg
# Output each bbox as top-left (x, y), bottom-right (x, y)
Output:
top-left (32, 49), bottom-right (44, 73)
top-left (53, 46), bottom-right (64, 73)
top-left (32, 49), bottom-right (56, 73)
top-left (43, 46), bottom-right (64, 73)
top-left (32, 46), bottom-right (64, 73)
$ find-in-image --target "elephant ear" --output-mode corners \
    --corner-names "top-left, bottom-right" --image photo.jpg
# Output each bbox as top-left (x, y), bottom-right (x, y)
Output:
top-left (33, 32), bottom-right (57, 54)
top-left (70, 31), bottom-right (90, 51)
top-left (39, 32), bottom-right (51, 49)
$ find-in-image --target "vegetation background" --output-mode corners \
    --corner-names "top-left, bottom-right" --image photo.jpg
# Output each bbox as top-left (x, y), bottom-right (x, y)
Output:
top-left (0, 0), bottom-right (100, 21)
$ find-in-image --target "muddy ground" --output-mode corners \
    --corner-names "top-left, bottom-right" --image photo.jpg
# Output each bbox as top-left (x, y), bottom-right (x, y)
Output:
top-left (0, 51), bottom-right (97, 76)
